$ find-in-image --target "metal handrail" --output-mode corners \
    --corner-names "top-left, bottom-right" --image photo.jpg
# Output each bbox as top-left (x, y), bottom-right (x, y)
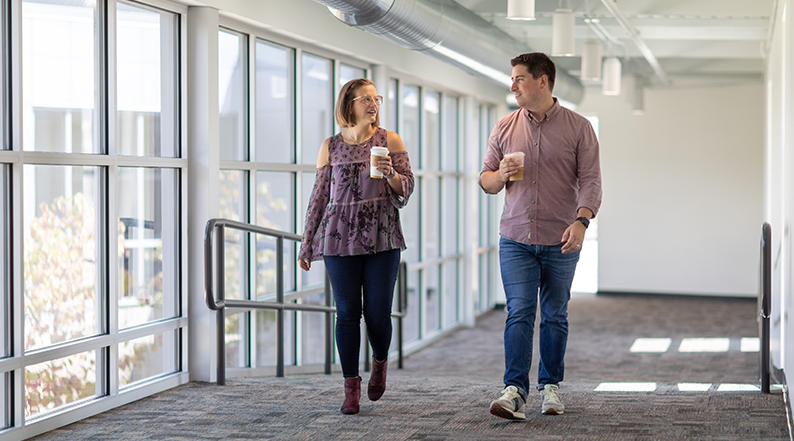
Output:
top-left (204, 218), bottom-right (408, 384)
top-left (759, 222), bottom-right (771, 393)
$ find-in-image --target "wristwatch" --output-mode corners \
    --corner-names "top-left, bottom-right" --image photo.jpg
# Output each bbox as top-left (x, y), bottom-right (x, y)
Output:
top-left (383, 168), bottom-right (396, 179)
top-left (576, 216), bottom-right (590, 229)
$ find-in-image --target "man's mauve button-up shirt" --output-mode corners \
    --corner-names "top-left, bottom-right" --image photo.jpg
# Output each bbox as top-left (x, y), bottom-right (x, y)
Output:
top-left (480, 99), bottom-right (602, 246)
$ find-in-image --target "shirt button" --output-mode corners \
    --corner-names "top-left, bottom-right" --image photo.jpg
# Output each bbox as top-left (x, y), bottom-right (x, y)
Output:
top-left (532, 200), bottom-right (535, 203)
top-left (534, 142), bottom-right (538, 146)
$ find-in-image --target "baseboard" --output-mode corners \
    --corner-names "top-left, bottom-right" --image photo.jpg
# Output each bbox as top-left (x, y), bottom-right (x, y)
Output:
top-left (774, 369), bottom-right (794, 441)
top-left (595, 290), bottom-right (756, 302)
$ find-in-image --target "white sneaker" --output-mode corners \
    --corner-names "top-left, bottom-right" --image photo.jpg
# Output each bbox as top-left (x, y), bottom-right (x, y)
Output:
top-left (489, 385), bottom-right (526, 420)
top-left (540, 384), bottom-right (565, 415)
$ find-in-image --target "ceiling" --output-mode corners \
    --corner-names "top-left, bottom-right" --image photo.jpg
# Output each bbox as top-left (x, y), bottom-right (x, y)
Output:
top-left (454, 0), bottom-right (775, 89)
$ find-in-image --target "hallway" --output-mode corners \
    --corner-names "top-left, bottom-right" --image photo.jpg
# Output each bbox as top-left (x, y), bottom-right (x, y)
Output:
top-left (33, 293), bottom-right (790, 440)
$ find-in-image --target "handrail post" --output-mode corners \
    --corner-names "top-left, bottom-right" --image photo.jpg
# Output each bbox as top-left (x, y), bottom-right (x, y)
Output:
top-left (216, 226), bottom-right (226, 385)
top-left (276, 237), bottom-right (285, 378)
top-left (760, 222), bottom-right (771, 393)
top-left (398, 261), bottom-right (406, 369)
top-left (325, 270), bottom-right (333, 375)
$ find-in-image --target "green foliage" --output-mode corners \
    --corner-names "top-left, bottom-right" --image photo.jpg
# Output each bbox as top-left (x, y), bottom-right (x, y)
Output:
top-left (23, 193), bottom-right (157, 416)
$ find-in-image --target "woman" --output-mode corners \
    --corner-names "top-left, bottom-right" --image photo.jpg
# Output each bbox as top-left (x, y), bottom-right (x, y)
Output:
top-left (298, 78), bottom-right (414, 415)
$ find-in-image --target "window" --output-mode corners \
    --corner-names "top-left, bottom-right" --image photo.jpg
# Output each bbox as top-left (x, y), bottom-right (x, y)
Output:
top-left (23, 0), bottom-right (96, 153)
top-left (11, 0), bottom-right (185, 425)
top-left (117, 2), bottom-right (179, 157)
top-left (301, 53), bottom-right (332, 165)
top-left (255, 40), bottom-right (294, 164)
top-left (339, 63), bottom-right (365, 88)
top-left (117, 167), bottom-right (180, 328)
top-left (219, 29), bottom-right (247, 161)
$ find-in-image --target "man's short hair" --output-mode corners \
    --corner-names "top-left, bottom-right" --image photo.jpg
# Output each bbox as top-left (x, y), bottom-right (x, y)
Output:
top-left (511, 53), bottom-right (556, 91)
top-left (335, 78), bottom-right (380, 128)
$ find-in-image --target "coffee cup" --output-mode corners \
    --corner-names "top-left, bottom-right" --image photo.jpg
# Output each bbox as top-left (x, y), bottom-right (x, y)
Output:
top-left (370, 146), bottom-right (389, 179)
top-left (504, 152), bottom-right (525, 181)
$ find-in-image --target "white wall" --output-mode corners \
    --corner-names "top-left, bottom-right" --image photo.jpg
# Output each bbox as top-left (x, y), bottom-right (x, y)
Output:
top-left (765, 0), bottom-right (794, 386)
top-left (577, 82), bottom-right (765, 297)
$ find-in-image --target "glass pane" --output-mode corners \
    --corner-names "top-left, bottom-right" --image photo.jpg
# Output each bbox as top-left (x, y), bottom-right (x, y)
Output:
top-left (26, 349), bottom-right (97, 418)
top-left (402, 85), bottom-right (420, 165)
top-left (255, 309), bottom-right (277, 367)
top-left (478, 253), bottom-right (488, 312)
top-left (117, 2), bottom-right (178, 157)
top-left (339, 64), bottom-right (365, 88)
top-left (1, 372), bottom-right (7, 428)
top-left (218, 30), bottom-right (247, 161)
top-left (255, 172), bottom-right (295, 298)
top-left (219, 170), bottom-right (247, 300)
top-left (424, 90), bottom-right (440, 171)
top-left (24, 165), bottom-right (98, 351)
top-left (0, 166), bottom-right (6, 357)
top-left (442, 96), bottom-right (458, 172)
top-left (225, 312), bottom-right (247, 368)
top-left (301, 171), bottom-right (325, 287)
top-left (405, 270), bottom-right (420, 344)
top-left (443, 260), bottom-right (457, 327)
top-left (423, 178), bottom-right (439, 260)
top-left (255, 40), bottom-right (294, 163)
top-left (299, 293), bottom-right (325, 365)
top-left (23, 0), bottom-right (96, 153)
top-left (118, 167), bottom-right (179, 328)
top-left (119, 331), bottom-right (178, 388)
top-left (479, 191), bottom-right (489, 247)
top-left (284, 310), bottom-right (296, 366)
top-left (425, 265), bottom-right (440, 333)
top-left (442, 177), bottom-right (458, 256)
top-left (301, 53), bottom-right (332, 165)
top-left (388, 78), bottom-right (398, 132)
top-left (1, 3), bottom-right (5, 152)
top-left (401, 177), bottom-right (420, 263)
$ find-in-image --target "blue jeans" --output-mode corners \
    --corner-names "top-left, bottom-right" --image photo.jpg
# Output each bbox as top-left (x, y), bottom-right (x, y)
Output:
top-left (499, 237), bottom-right (580, 399)
top-left (324, 249), bottom-right (400, 378)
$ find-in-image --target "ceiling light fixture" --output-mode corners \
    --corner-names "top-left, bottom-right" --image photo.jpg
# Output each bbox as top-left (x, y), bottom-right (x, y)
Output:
top-left (507, 0), bottom-right (535, 20)
top-left (552, 8), bottom-right (576, 56)
top-left (602, 42), bottom-right (621, 95)
top-left (580, 39), bottom-right (602, 80)
top-left (632, 77), bottom-right (645, 115)
top-left (602, 57), bottom-right (621, 95)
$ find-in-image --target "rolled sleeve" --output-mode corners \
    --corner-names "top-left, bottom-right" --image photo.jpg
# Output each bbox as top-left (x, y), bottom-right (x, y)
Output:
top-left (576, 123), bottom-right (602, 217)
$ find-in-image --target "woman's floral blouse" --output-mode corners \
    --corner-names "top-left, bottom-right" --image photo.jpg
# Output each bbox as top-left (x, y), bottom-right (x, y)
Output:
top-left (299, 127), bottom-right (414, 261)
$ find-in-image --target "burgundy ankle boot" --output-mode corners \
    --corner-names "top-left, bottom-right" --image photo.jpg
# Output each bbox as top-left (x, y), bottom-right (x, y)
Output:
top-left (341, 376), bottom-right (361, 414)
top-left (368, 358), bottom-right (388, 401)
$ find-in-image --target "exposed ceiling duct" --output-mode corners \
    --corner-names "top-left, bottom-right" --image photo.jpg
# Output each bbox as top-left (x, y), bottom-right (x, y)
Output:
top-left (312, 0), bottom-right (584, 106)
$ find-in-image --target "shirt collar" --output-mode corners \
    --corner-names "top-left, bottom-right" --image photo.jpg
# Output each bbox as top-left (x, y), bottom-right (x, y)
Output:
top-left (524, 97), bottom-right (561, 123)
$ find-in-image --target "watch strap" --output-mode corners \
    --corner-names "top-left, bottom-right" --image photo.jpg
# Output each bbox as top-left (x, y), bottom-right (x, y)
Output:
top-left (576, 216), bottom-right (590, 228)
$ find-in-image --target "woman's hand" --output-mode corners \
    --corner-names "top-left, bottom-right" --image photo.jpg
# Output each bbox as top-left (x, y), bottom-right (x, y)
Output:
top-left (375, 155), bottom-right (394, 177)
top-left (298, 258), bottom-right (311, 271)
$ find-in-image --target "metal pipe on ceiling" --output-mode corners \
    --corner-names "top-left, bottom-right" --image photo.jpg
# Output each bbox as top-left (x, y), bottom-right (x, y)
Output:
top-left (311, 0), bottom-right (585, 106)
top-left (599, 0), bottom-right (670, 86)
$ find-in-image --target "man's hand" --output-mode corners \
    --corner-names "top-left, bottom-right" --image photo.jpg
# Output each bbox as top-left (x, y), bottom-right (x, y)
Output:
top-left (480, 157), bottom-right (521, 194)
top-left (560, 222), bottom-right (586, 254)
top-left (499, 157), bottom-right (521, 182)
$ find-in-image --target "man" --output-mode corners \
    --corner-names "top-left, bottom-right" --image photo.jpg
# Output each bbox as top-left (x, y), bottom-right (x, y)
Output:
top-left (479, 53), bottom-right (602, 419)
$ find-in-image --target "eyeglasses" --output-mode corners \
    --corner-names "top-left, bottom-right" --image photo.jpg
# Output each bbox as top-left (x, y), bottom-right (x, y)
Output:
top-left (352, 95), bottom-right (383, 106)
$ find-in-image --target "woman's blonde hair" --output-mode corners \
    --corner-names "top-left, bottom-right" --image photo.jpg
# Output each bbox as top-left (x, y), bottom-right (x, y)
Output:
top-left (335, 78), bottom-right (380, 128)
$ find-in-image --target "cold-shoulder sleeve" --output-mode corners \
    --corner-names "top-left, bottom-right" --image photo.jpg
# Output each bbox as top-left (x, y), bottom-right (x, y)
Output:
top-left (388, 151), bottom-right (414, 209)
top-left (298, 164), bottom-right (331, 261)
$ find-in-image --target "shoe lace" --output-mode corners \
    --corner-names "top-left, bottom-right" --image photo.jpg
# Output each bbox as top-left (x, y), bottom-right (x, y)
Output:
top-left (543, 387), bottom-right (561, 404)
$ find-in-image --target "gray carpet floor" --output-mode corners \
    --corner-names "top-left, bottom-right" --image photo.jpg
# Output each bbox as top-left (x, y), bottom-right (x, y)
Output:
top-left (32, 293), bottom-right (791, 440)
